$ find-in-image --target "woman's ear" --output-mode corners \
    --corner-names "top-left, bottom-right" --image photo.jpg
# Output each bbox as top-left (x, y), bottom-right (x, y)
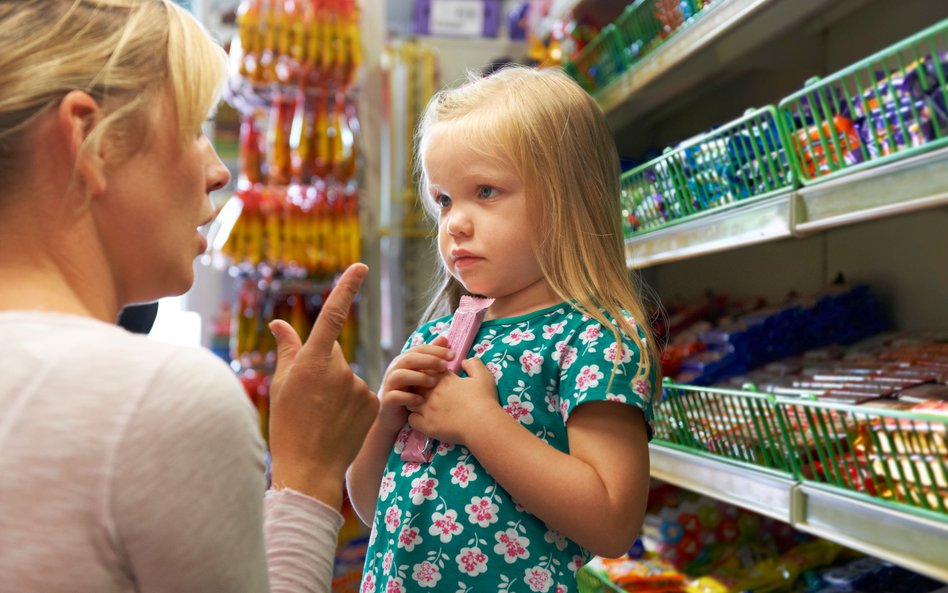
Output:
top-left (58, 90), bottom-right (107, 195)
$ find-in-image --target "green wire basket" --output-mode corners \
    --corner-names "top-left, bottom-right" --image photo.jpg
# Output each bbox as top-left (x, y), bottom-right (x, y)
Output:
top-left (775, 397), bottom-right (948, 519)
top-left (620, 106), bottom-right (794, 236)
top-left (654, 383), bottom-right (797, 476)
top-left (567, 24), bottom-right (628, 94)
top-left (778, 18), bottom-right (948, 184)
top-left (614, 0), bottom-right (711, 68)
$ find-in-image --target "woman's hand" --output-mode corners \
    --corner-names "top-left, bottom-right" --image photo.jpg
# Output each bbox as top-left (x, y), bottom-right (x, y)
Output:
top-left (410, 357), bottom-right (502, 445)
top-left (376, 335), bottom-right (453, 434)
top-left (267, 263), bottom-right (379, 509)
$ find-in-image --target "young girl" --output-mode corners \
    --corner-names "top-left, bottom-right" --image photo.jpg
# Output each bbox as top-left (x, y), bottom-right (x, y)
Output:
top-left (347, 66), bottom-right (659, 592)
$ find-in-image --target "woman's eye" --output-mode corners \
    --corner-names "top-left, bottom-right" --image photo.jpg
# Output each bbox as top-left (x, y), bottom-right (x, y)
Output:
top-left (435, 194), bottom-right (452, 208)
top-left (477, 185), bottom-right (498, 199)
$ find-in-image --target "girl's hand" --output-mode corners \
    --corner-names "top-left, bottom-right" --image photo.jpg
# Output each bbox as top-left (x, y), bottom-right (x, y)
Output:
top-left (410, 357), bottom-right (501, 445)
top-left (377, 335), bottom-right (453, 434)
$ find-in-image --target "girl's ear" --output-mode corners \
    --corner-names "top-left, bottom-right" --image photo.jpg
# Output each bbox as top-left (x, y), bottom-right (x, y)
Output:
top-left (58, 90), bottom-right (107, 195)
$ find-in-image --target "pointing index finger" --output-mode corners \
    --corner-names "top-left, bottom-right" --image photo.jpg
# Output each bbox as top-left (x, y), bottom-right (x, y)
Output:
top-left (304, 263), bottom-right (368, 355)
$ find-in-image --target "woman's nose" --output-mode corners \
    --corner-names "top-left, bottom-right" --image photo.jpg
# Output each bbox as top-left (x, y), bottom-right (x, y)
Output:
top-left (202, 137), bottom-right (231, 192)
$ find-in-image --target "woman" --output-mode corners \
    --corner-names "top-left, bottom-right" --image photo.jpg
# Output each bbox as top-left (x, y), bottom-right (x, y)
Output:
top-left (0, 1), bottom-right (377, 591)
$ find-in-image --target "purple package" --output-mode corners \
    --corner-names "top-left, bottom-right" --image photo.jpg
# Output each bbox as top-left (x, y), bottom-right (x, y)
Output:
top-left (401, 295), bottom-right (495, 463)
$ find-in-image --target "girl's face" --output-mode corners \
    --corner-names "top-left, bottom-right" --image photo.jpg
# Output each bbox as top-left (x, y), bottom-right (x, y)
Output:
top-left (423, 124), bottom-right (559, 319)
top-left (93, 92), bottom-right (230, 305)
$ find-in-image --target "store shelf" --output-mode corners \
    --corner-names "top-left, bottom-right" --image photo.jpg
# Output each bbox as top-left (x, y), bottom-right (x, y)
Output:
top-left (652, 444), bottom-right (948, 582)
top-left (649, 443), bottom-right (795, 523)
top-left (598, 0), bottom-right (837, 133)
top-left (793, 146), bottom-right (948, 235)
top-left (625, 192), bottom-right (793, 268)
top-left (793, 483), bottom-right (948, 583)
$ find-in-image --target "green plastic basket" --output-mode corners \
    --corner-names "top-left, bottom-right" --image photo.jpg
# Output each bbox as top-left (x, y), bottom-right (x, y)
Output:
top-left (654, 382), bottom-right (797, 476)
top-left (614, 0), bottom-right (710, 68)
top-left (778, 18), bottom-right (948, 184)
top-left (775, 397), bottom-right (948, 519)
top-left (619, 106), bottom-right (794, 236)
top-left (567, 24), bottom-right (628, 94)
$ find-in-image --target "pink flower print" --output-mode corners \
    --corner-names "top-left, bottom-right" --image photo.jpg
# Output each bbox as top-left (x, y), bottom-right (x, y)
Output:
top-left (431, 321), bottom-right (450, 337)
top-left (545, 391), bottom-right (560, 413)
top-left (409, 474), bottom-right (438, 504)
top-left (436, 442), bottom-right (455, 456)
top-left (544, 529), bottom-right (568, 551)
top-left (502, 327), bottom-right (535, 346)
top-left (556, 586), bottom-right (568, 593)
top-left (494, 528), bottom-right (530, 563)
top-left (624, 315), bottom-right (637, 328)
top-left (397, 525), bottom-right (422, 551)
top-left (559, 399), bottom-right (570, 422)
top-left (579, 324), bottom-right (602, 345)
top-left (520, 350), bottom-right (544, 376)
top-left (428, 509), bottom-right (464, 542)
top-left (568, 553), bottom-right (588, 573)
top-left (382, 550), bottom-right (394, 574)
top-left (543, 321), bottom-right (566, 340)
top-left (411, 561), bottom-right (442, 588)
top-left (361, 572), bottom-right (376, 593)
top-left (486, 362), bottom-right (503, 382)
top-left (384, 506), bottom-right (401, 533)
top-left (606, 392), bottom-right (628, 403)
top-left (465, 496), bottom-right (499, 528)
top-left (394, 426), bottom-right (411, 453)
top-left (604, 342), bottom-right (632, 364)
top-left (450, 462), bottom-right (477, 488)
top-left (553, 341), bottom-right (577, 369)
top-left (524, 565), bottom-right (554, 592)
top-left (474, 339), bottom-right (493, 355)
top-left (635, 378), bottom-right (652, 400)
top-left (504, 395), bottom-right (535, 425)
top-left (401, 462), bottom-right (421, 478)
top-left (384, 578), bottom-right (405, 593)
top-left (456, 546), bottom-right (489, 576)
top-left (575, 364), bottom-right (603, 391)
top-left (410, 334), bottom-right (425, 348)
top-left (379, 472), bottom-right (396, 501)
top-left (369, 521), bottom-right (378, 546)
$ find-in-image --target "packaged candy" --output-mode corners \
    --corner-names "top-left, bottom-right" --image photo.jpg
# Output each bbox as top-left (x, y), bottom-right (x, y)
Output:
top-left (401, 295), bottom-right (494, 463)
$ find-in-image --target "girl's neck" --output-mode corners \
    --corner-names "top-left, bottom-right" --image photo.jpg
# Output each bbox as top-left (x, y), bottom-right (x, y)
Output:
top-left (483, 279), bottom-right (561, 321)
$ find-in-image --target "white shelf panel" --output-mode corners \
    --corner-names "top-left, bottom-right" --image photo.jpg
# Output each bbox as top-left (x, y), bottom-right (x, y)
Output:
top-left (794, 146), bottom-right (948, 235)
top-left (794, 483), bottom-right (948, 583)
top-left (649, 443), bottom-right (795, 523)
top-left (625, 192), bottom-right (793, 269)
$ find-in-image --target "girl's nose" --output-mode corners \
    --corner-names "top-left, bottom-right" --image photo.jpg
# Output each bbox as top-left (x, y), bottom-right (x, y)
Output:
top-left (445, 208), bottom-right (472, 237)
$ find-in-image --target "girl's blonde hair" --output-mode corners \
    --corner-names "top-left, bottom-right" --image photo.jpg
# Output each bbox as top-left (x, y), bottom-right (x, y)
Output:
top-left (416, 65), bottom-right (660, 381)
top-left (0, 0), bottom-right (227, 186)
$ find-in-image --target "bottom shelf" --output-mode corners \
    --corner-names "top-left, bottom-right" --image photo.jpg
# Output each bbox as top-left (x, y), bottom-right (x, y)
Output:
top-left (650, 443), bottom-right (948, 582)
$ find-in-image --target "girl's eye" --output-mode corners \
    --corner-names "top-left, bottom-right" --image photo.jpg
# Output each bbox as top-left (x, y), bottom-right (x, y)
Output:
top-left (477, 185), bottom-right (498, 199)
top-left (435, 194), bottom-right (452, 208)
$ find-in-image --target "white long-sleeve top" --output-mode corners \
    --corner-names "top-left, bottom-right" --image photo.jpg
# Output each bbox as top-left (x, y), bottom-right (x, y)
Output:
top-left (0, 312), bottom-right (341, 593)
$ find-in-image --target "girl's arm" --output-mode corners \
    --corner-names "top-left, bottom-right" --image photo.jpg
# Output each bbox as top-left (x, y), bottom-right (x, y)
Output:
top-left (411, 358), bottom-right (651, 558)
top-left (346, 336), bottom-right (454, 525)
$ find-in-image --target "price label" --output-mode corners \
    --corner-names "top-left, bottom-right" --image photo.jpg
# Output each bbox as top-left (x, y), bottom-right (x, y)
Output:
top-left (429, 0), bottom-right (485, 37)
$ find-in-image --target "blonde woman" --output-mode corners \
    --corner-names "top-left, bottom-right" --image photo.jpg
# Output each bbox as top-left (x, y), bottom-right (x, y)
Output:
top-left (347, 66), bottom-right (660, 592)
top-left (0, 1), bottom-right (376, 591)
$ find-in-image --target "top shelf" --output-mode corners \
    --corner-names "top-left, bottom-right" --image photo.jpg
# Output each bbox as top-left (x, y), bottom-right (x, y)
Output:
top-left (597, 0), bottom-right (841, 133)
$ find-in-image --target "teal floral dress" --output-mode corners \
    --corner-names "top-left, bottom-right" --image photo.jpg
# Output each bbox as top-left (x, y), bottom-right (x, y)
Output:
top-left (360, 303), bottom-right (655, 593)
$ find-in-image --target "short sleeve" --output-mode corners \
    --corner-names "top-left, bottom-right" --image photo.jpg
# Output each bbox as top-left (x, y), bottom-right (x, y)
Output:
top-left (557, 315), bottom-right (656, 432)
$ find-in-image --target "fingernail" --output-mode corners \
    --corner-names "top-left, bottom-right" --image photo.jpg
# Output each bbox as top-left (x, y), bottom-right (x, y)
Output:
top-left (447, 350), bottom-right (455, 359)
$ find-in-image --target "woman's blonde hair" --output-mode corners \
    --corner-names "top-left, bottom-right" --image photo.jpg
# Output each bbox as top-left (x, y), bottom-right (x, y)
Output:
top-left (0, 0), bottom-right (227, 185)
top-left (416, 65), bottom-right (660, 382)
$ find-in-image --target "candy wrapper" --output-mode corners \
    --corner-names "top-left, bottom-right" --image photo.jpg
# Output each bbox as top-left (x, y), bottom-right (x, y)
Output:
top-left (400, 295), bottom-right (494, 463)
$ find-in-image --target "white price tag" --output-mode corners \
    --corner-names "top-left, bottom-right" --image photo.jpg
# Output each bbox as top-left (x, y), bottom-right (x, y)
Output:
top-left (429, 0), bottom-right (484, 37)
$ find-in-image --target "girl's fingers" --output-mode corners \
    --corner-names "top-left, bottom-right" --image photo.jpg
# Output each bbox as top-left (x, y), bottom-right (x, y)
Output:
top-left (384, 368), bottom-right (438, 392)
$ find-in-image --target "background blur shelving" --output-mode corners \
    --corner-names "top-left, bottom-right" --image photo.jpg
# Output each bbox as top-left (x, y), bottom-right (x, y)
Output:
top-left (575, 0), bottom-right (948, 583)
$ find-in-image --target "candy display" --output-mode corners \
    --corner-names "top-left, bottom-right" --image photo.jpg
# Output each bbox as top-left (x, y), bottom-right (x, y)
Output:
top-left (620, 107), bottom-right (793, 236)
top-left (781, 29), bottom-right (948, 182)
top-left (578, 486), bottom-right (946, 593)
